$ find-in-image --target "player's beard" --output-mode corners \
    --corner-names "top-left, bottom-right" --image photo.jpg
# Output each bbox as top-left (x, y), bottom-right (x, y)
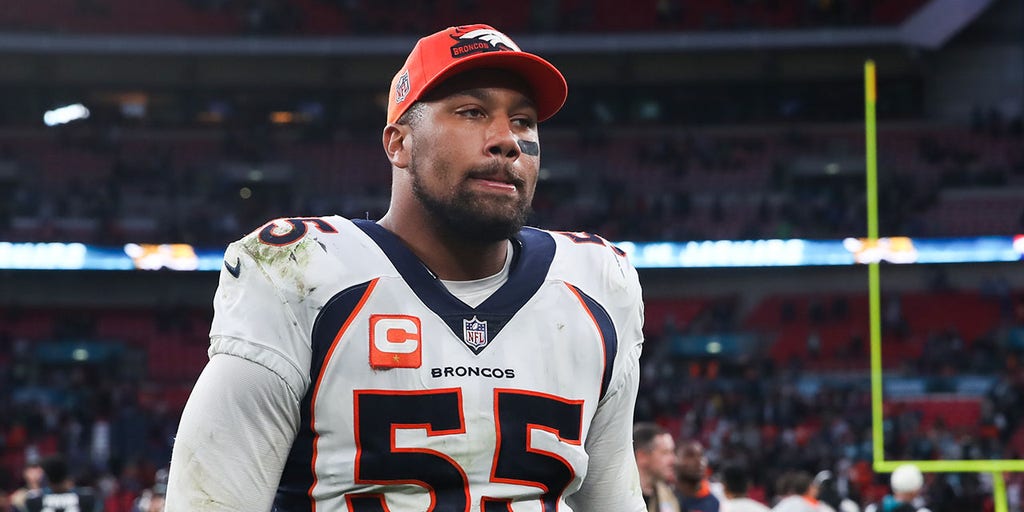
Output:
top-left (409, 158), bottom-right (532, 244)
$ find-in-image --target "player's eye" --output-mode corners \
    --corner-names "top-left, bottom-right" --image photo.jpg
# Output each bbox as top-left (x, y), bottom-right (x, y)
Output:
top-left (457, 107), bottom-right (485, 118)
top-left (512, 116), bottom-right (536, 129)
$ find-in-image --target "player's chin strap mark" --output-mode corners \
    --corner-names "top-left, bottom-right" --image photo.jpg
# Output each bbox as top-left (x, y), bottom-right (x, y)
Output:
top-left (517, 140), bottom-right (539, 156)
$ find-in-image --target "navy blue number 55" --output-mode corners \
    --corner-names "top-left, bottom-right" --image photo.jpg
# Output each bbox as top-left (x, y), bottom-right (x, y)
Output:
top-left (349, 388), bottom-right (584, 511)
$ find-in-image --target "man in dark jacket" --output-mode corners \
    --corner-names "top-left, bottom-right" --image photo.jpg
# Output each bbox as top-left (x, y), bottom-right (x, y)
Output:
top-left (24, 455), bottom-right (97, 512)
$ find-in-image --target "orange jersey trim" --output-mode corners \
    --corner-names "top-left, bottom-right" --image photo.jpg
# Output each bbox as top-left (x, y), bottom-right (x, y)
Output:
top-left (307, 277), bottom-right (379, 510)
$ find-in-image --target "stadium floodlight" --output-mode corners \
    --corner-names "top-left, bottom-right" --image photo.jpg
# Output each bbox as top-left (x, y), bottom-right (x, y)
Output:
top-left (43, 103), bottom-right (90, 127)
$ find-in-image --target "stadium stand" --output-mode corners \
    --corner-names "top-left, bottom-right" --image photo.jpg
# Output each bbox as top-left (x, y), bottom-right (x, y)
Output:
top-left (0, 0), bottom-right (929, 35)
top-left (6, 285), bottom-right (1021, 506)
top-left (1, 122), bottom-right (1021, 245)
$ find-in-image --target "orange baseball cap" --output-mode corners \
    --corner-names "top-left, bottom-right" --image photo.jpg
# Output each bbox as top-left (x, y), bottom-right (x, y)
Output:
top-left (386, 24), bottom-right (568, 125)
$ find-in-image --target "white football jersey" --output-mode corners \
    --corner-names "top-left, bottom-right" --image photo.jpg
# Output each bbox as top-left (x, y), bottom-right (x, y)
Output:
top-left (208, 216), bottom-right (645, 511)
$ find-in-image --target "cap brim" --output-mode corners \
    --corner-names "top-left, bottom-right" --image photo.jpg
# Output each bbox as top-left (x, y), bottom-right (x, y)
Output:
top-left (419, 52), bottom-right (568, 122)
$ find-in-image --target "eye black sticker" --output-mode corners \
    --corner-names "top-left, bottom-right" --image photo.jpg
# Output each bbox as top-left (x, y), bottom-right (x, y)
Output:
top-left (517, 140), bottom-right (539, 156)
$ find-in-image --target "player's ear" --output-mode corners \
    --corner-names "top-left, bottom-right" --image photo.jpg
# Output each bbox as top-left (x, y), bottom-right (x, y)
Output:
top-left (383, 123), bottom-right (411, 169)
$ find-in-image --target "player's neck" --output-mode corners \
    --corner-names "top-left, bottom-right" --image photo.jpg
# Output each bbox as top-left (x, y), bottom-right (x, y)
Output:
top-left (378, 214), bottom-right (510, 281)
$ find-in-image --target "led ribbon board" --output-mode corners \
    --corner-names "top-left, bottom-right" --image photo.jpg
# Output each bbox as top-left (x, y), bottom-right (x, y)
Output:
top-left (0, 236), bottom-right (1021, 271)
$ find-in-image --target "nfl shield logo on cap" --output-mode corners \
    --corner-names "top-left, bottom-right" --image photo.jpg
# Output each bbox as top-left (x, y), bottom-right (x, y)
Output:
top-left (462, 316), bottom-right (488, 350)
top-left (394, 70), bottom-right (411, 105)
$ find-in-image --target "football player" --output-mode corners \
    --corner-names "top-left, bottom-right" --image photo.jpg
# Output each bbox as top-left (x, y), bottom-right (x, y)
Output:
top-left (166, 23), bottom-right (646, 511)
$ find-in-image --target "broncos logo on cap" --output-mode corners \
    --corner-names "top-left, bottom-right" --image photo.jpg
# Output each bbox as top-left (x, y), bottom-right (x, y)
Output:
top-left (449, 28), bottom-right (521, 58)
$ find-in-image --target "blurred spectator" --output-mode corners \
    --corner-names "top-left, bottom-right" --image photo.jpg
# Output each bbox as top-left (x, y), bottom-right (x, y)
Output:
top-left (23, 454), bottom-right (97, 512)
top-left (882, 295), bottom-right (909, 339)
top-left (816, 469), bottom-right (861, 512)
top-left (811, 471), bottom-right (838, 512)
top-left (102, 458), bottom-right (144, 512)
top-left (864, 464), bottom-right (931, 512)
top-left (721, 463), bottom-right (770, 512)
top-left (770, 470), bottom-right (820, 511)
top-left (131, 467), bottom-right (166, 512)
top-left (8, 460), bottom-right (44, 512)
top-left (675, 439), bottom-right (721, 511)
top-left (634, 422), bottom-right (681, 512)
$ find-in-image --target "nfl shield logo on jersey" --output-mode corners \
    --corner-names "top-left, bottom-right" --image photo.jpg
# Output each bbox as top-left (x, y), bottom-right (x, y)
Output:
top-left (462, 316), bottom-right (488, 350)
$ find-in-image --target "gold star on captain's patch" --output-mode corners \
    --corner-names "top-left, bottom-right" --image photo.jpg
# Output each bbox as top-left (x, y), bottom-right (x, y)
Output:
top-left (393, 354), bottom-right (400, 363)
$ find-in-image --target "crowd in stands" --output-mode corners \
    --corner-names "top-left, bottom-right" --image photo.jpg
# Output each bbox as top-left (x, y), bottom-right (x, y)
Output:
top-left (1, 279), bottom-right (1023, 509)
top-left (0, 0), bottom-right (929, 36)
top-left (2, 112), bottom-right (1021, 248)
top-left (635, 284), bottom-right (1024, 511)
top-left (0, 311), bottom-right (183, 511)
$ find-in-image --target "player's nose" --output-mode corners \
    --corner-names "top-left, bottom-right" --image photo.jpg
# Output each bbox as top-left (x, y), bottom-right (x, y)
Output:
top-left (485, 117), bottom-right (521, 160)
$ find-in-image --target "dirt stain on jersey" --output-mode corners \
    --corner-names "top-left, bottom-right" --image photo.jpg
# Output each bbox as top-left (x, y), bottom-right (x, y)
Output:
top-left (243, 236), bottom-right (317, 302)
